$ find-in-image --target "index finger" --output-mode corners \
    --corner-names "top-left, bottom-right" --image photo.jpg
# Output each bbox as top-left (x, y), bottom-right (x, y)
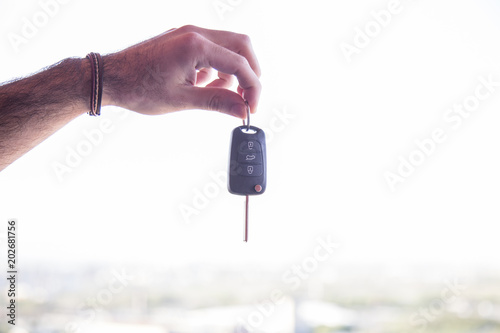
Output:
top-left (196, 36), bottom-right (262, 113)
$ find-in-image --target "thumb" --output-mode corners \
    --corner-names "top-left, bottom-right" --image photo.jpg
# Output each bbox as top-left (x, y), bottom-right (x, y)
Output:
top-left (183, 86), bottom-right (248, 119)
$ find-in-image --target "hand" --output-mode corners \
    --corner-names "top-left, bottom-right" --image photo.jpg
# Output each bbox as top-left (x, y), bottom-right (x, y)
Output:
top-left (102, 25), bottom-right (262, 119)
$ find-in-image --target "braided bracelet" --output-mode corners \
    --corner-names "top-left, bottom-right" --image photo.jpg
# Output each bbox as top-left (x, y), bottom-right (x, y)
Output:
top-left (86, 52), bottom-right (103, 116)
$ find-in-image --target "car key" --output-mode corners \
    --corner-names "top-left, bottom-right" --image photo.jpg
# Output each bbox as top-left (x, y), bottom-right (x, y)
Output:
top-left (228, 103), bottom-right (266, 242)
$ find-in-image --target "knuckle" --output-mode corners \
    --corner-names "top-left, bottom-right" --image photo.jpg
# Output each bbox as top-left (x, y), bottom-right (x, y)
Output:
top-left (235, 33), bottom-right (253, 55)
top-left (207, 94), bottom-right (223, 111)
top-left (236, 33), bottom-right (251, 46)
top-left (180, 32), bottom-right (204, 51)
top-left (235, 54), bottom-right (250, 68)
top-left (235, 57), bottom-right (252, 77)
top-left (178, 25), bottom-right (197, 33)
top-left (255, 79), bottom-right (262, 92)
top-left (183, 31), bottom-right (203, 43)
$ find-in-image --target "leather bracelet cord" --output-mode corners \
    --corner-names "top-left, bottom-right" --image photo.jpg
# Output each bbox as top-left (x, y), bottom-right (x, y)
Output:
top-left (86, 52), bottom-right (103, 116)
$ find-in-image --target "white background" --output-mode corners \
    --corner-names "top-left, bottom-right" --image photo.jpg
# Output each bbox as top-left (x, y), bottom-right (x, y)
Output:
top-left (1, 0), bottom-right (500, 272)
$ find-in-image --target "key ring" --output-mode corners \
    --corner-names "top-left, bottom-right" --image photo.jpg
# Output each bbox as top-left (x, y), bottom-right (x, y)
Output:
top-left (242, 100), bottom-right (250, 131)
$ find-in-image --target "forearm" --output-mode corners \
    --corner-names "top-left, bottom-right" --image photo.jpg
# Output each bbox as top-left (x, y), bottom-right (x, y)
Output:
top-left (0, 58), bottom-right (91, 171)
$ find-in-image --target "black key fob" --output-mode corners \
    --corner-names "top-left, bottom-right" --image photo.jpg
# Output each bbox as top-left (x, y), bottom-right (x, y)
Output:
top-left (228, 125), bottom-right (267, 195)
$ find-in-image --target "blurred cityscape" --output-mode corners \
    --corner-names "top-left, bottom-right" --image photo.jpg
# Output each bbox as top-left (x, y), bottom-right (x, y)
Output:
top-left (2, 263), bottom-right (500, 333)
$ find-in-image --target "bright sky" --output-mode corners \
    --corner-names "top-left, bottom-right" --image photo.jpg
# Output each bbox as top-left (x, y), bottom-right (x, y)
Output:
top-left (1, 0), bottom-right (500, 270)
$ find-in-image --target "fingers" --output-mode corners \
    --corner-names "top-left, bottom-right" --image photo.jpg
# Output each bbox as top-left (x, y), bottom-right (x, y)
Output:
top-left (195, 36), bottom-right (261, 113)
top-left (154, 25), bottom-right (261, 116)
top-left (198, 26), bottom-right (261, 78)
top-left (196, 69), bottom-right (235, 89)
top-left (205, 72), bottom-right (234, 89)
top-left (183, 86), bottom-right (248, 119)
top-left (172, 25), bottom-right (261, 86)
top-left (200, 29), bottom-right (262, 78)
top-left (195, 68), bottom-right (213, 86)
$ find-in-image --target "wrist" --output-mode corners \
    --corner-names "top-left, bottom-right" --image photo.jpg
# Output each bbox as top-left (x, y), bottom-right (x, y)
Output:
top-left (101, 52), bottom-right (123, 107)
top-left (100, 51), bottom-right (156, 112)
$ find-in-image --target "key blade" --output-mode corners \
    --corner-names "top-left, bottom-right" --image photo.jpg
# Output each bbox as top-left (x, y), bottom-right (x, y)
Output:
top-left (244, 195), bottom-right (249, 242)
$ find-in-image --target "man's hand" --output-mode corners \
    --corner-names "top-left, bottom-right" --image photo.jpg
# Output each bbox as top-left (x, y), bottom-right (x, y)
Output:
top-left (102, 25), bottom-right (262, 118)
top-left (0, 25), bottom-right (261, 171)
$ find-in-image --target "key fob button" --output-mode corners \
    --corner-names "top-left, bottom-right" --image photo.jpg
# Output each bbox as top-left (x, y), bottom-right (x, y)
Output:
top-left (237, 152), bottom-right (262, 164)
top-left (238, 164), bottom-right (263, 177)
top-left (239, 140), bottom-right (261, 153)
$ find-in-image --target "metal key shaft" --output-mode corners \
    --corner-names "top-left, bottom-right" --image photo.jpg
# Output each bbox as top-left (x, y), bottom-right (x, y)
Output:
top-left (243, 103), bottom-right (250, 242)
top-left (243, 102), bottom-right (250, 242)
top-left (245, 195), bottom-right (249, 242)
